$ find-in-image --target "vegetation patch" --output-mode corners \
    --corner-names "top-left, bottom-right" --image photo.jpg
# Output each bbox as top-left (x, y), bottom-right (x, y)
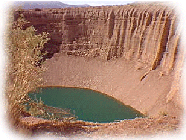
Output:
top-left (5, 11), bottom-right (87, 135)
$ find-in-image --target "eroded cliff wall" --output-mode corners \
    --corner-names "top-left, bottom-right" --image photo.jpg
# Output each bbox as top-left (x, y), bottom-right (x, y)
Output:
top-left (13, 3), bottom-right (184, 117)
top-left (15, 3), bottom-right (181, 75)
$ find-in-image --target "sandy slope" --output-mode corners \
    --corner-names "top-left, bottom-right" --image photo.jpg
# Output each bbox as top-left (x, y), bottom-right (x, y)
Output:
top-left (14, 52), bottom-right (183, 136)
top-left (17, 52), bottom-right (182, 136)
top-left (42, 53), bottom-right (183, 118)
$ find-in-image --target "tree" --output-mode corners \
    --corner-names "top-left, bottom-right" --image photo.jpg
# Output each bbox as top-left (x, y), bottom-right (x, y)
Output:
top-left (6, 13), bottom-right (49, 124)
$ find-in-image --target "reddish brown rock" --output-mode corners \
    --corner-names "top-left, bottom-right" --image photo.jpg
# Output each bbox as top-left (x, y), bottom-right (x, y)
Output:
top-left (15, 4), bottom-right (181, 74)
top-left (13, 3), bottom-right (184, 136)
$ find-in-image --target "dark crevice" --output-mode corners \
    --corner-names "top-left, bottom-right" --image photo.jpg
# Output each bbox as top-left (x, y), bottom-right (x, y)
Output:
top-left (154, 10), bottom-right (160, 21)
top-left (138, 12), bottom-right (143, 26)
top-left (157, 17), bottom-right (171, 65)
top-left (115, 25), bottom-right (121, 46)
top-left (137, 12), bottom-right (148, 59)
top-left (119, 18), bottom-right (127, 56)
top-left (152, 16), bottom-right (172, 70)
top-left (172, 37), bottom-right (180, 69)
top-left (131, 12), bottom-right (137, 35)
top-left (108, 11), bottom-right (115, 39)
top-left (142, 12), bottom-right (147, 25)
top-left (129, 8), bottom-right (134, 17)
top-left (146, 13), bottom-right (153, 26)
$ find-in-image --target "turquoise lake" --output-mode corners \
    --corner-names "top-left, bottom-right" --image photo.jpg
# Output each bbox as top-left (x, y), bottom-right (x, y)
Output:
top-left (29, 87), bottom-right (143, 123)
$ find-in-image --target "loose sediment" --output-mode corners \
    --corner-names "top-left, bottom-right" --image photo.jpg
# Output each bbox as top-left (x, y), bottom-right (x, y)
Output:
top-left (42, 53), bottom-right (182, 118)
top-left (14, 2), bottom-right (183, 117)
top-left (14, 2), bottom-right (183, 136)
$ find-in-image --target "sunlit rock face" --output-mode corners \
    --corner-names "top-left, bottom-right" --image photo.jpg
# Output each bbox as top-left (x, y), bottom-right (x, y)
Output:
top-left (15, 3), bottom-right (180, 74)
top-left (14, 3), bottom-right (183, 117)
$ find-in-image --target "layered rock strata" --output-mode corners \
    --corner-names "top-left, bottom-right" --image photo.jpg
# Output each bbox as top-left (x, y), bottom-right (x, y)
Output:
top-left (14, 3), bottom-right (183, 117)
top-left (15, 4), bottom-right (181, 75)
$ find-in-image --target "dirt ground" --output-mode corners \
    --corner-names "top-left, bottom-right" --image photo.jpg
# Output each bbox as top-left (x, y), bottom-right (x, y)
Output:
top-left (36, 52), bottom-right (184, 136)
top-left (43, 53), bottom-right (183, 117)
top-left (19, 115), bottom-right (181, 137)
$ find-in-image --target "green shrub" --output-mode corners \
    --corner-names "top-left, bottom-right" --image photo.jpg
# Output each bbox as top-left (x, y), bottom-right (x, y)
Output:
top-left (6, 12), bottom-right (76, 126)
top-left (6, 13), bottom-right (49, 124)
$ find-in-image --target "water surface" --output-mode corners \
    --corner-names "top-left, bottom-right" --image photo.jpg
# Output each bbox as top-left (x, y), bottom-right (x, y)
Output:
top-left (29, 87), bottom-right (143, 123)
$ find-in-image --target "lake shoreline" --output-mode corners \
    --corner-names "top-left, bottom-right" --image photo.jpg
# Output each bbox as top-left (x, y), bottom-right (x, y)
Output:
top-left (19, 115), bottom-right (181, 136)
top-left (42, 53), bottom-right (183, 118)
top-left (31, 53), bottom-right (183, 136)
top-left (33, 86), bottom-right (145, 117)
